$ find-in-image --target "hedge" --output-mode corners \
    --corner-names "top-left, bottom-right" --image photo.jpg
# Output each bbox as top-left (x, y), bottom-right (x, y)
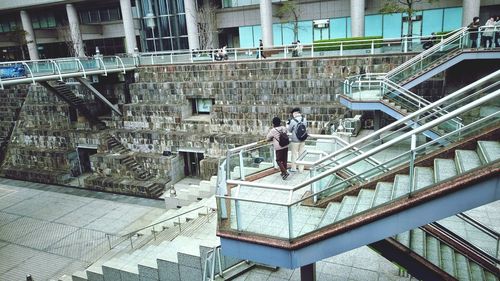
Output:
top-left (313, 36), bottom-right (384, 52)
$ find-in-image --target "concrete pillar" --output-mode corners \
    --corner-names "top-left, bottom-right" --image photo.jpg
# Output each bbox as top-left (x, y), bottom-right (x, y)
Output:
top-left (300, 263), bottom-right (316, 281)
top-left (462, 0), bottom-right (480, 26)
top-left (66, 4), bottom-right (85, 57)
top-left (350, 0), bottom-right (365, 37)
top-left (259, 0), bottom-right (273, 47)
top-left (19, 10), bottom-right (39, 60)
top-left (373, 110), bottom-right (382, 131)
top-left (120, 0), bottom-right (138, 54)
top-left (184, 0), bottom-right (200, 50)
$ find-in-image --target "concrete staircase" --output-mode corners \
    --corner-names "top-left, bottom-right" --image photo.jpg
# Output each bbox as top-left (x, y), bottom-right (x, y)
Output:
top-left (68, 196), bottom-right (241, 281)
top-left (164, 177), bottom-right (218, 209)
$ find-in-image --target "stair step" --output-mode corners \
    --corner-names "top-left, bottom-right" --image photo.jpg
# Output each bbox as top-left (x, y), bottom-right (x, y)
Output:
top-left (396, 231), bottom-right (410, 248)
top-left (469, 262), bottom-right (486, 281)
top-left (455, 150), bottom-right (482, 173)
top-left (392, 175), bottom-right (410, 199)
top-left (440, 244), bottom-right (456, 277)
top-left (371, 182), bottom-right (393, 207)
top-left (434, 158), bottom-right (458, 182)
top-left (477, 140), bottom-right (500, 164)
top-left (352, 189), bottom-right (375, 214)
top-left (410, 228), bottom-right (425, 257)
top-left (334, 196), bottom-right (358, 221)
top-left (455, 253), bottom-right (472, 281)
top-left (425, 236), bottom-right (440, 267)
top-left (413, 167), bottom-right (434, 190)
top-left (317, 202), bottom-right (341, 229)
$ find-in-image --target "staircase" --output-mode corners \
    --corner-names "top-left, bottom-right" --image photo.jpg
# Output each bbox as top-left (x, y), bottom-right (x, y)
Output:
top-left (68, 197), bottom-right (242, 281)
top-left (39, 81), bottom-right (106, 129)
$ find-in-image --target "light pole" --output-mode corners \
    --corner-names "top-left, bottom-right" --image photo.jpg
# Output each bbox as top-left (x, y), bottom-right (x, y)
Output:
top-left (145, 13), bottom-right (157, 53)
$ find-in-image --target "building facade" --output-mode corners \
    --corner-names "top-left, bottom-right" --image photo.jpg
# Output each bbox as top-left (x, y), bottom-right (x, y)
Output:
top-left (0, 0), bottom-right (498, 60)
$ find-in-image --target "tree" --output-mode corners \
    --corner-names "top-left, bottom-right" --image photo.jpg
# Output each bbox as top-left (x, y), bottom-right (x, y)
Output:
top-left (275, 0), bottom-right (300, 42)
top-left (196, 0), bottom-right (219, 50)
top-left (58, 21), bottom-right (85, 57)
top-left (380, 0), bottom-right (435, 38)
top-left (6, 27), bottom-right (28, 60)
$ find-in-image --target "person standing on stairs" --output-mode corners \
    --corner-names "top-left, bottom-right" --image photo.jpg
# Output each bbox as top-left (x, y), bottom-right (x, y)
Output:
top-left (287, 108), bottom-right (308, 173)
top-left (267, 117), bottom-right (289, 180)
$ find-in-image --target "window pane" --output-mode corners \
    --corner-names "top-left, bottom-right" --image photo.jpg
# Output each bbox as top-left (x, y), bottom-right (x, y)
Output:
top-left (330, 17), bottom-right (347, 39)
top-left (253, 25), bottom-right (261, 46)
top-left (365, 14), bottom-right (383, 37)
top-left (273, 23), bottom-right (282, 46)
top-left (89, 10), bottom-right (100, 23)
top-left (383, 13), bottom-right (402, 38)
top-left (282, 22), bottom-right (295, 44)
top-left (297, 20), bottom-right (312, 43)
top-left (47, 16), bottom-right (56, 27)
top-left (443, 7), bottom-right (462, 32)
top-left (158, 16), bottom-right (171, 37)
top-left (109, 7), bottom-right (121, 21)
top-left (239, 26), bottom-right (254, 48)
top-left (174, 14), bottom-right (187, 35)
top-left (172, 0), bottom-right (185, 14)
top-left (422, 9), bottom-right (443, 35)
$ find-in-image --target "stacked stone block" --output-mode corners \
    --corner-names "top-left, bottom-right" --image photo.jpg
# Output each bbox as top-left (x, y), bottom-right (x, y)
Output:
top-left (0, 86), bottom-right (28, 163)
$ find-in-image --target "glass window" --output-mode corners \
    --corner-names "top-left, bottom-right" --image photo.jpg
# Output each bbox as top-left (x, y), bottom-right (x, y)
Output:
top-left (365, 15), bottom-right (383, 37)
top-left (330, 17), bottom-right (347, 39)
top-left (422, 9), bottom-right (443, 35)
top-left (109, 8), bottom-right (121, 21)
top-left (273, 23), bottom-right (282, 46)
top-left (80, 11), bottom-right (91, 24)
top-left (161, 38), bottom-right (172, 50)
top-left (239, 26), bottom-right (254, 47)
top-left (174, 14), bottom-right (187, 35)
top-left (297, 20), bottom-right (312, 43)
top-left (282, 22), bottom-right (295, 44)
top-left (158, 0), bottom-right (169, 15)
top-left (253, 25), bottom-right (262, 46)
top-left (100, 9), bottom-right (110, 22)
top-left (347, 17), bottom-right (351, 37)
top-left (171, 0), bottom-right (185, 14)
top-left (32, 16), bottom-right (41, 29)
top-left (158, 16), bottom-right (171, 37)
top-left (443, 7), bottom-right (462, 32)
top-left (383, 13), bottom-right (402, 38)
top-left (89, 10), bottom-right (100, 23)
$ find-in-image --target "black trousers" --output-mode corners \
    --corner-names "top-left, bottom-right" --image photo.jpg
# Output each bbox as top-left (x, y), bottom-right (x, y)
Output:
top-left (275, 148), bottom-right (288, 175)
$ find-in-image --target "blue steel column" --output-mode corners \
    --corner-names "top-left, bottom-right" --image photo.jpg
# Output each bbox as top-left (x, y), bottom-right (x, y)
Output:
top-left (260, 0), bottom-right (273, 47)
top-left (20, 10), bottom-right (39, 60)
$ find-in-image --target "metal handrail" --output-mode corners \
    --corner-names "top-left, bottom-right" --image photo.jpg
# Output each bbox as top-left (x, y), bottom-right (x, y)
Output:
top-left (385, 27), bottom-right (467, 79)
top-left (226, 88), bottom-right (500, 196)
top-left (315, 69), bottom-right (500, 168)
top-left (105, 204), bottom-right (210, 248)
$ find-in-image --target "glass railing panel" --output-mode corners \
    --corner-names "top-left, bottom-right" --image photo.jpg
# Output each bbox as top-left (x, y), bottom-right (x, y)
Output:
top-left (80, 58), bottom-right (100, 70)
top-left (227, 151), bottom-right (244, 180)
top-left (239, 144), bottom-right (274, 178)
top-left (25, 61), bottom-right (55, 77)
top-left (222, 196), bottom-right (291, 239)
top-left (55, 60), bottom-right (80, 73)
top-left (436, 215), bottom-right (499, 259)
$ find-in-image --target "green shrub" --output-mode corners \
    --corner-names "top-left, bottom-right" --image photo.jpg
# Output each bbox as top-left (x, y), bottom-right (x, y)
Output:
top-left (313, 36), bottom-right (384, 52)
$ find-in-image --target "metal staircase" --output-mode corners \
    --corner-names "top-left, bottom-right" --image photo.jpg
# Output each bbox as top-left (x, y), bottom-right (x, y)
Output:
top-left (216, 70), bottom-right (500, 274)
top-left (106, 134), bottom-right (155, 181)
top-left (40, 81), bottom-right (106, 129)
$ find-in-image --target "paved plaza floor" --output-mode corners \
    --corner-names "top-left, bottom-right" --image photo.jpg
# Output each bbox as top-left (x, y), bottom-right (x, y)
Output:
top-left (0, 177), bottom-right (498, 281)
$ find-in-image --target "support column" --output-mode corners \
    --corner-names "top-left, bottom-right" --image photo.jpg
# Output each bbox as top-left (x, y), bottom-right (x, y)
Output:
top-left (260, 0), bottom-right (273, 47)
top-left (373, 110), bottom-right (382, 131)
top-left (184, 0), bottom-right (200, 50)
top-left (120, 0), bottom-right (138, 54)
top-left (462, 0), bottom-right (480, 26)
top-left (20, 10), bottom-right (39, 60)
top-left (300, 263), bottom-right (316, 281)
top-left (66, 4), bottom-right (85, 57)
top-left (350, 0), bottom-right (365, 38)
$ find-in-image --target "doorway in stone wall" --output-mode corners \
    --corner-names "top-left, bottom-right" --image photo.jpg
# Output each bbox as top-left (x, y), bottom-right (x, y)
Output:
top-left (76, 145), bottom-right (98, 174)
top-left (179, 150), bottom-right (204, 177)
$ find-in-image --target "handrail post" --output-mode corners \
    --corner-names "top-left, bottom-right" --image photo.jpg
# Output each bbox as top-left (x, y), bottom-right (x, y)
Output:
top-left (287, 205), bottom-right (293, 239)
top-left (170, 53), bottom-right (173, 64)
top-left (409, 134), bottom-right (417, 194)
top-left (371, 41), bottom-right (375, 54)
top-left (239, 150), bottom-right (245, 180)
top-left (340, 43), bottom-right (343, 56)
top-left (106, 234), bottom-right (112, 250)
top-left (96, 57), bottom-right (107, 76)
top-left (190, 49), bottom-right (194, 63)
top-left (114, 56), bottom-right (126, 74)
top-left (152, 226), bottom-right (157, 240)
top-left (178, 217), bottom-right (182, 232)
top-left (129, 234), bottom-right (134, 249)
top-left (49, 60), bottom-right (63, 82)
top-left (75, 58), bottom-right (87, 78)
top-left (234, 49), bottom-right (237, 61)
top-left (235, 198), bottom-right (241, 231)
top-left (311, 43), bottom-right (314, 58)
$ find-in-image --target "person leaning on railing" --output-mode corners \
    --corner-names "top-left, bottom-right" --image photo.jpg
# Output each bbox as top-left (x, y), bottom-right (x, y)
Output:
top-left (483, 16), bottom-right (496, 49)
top-left (494, 16), bottom-right (500, 48)
top-left (468, 16), bottom-right (481, 48)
